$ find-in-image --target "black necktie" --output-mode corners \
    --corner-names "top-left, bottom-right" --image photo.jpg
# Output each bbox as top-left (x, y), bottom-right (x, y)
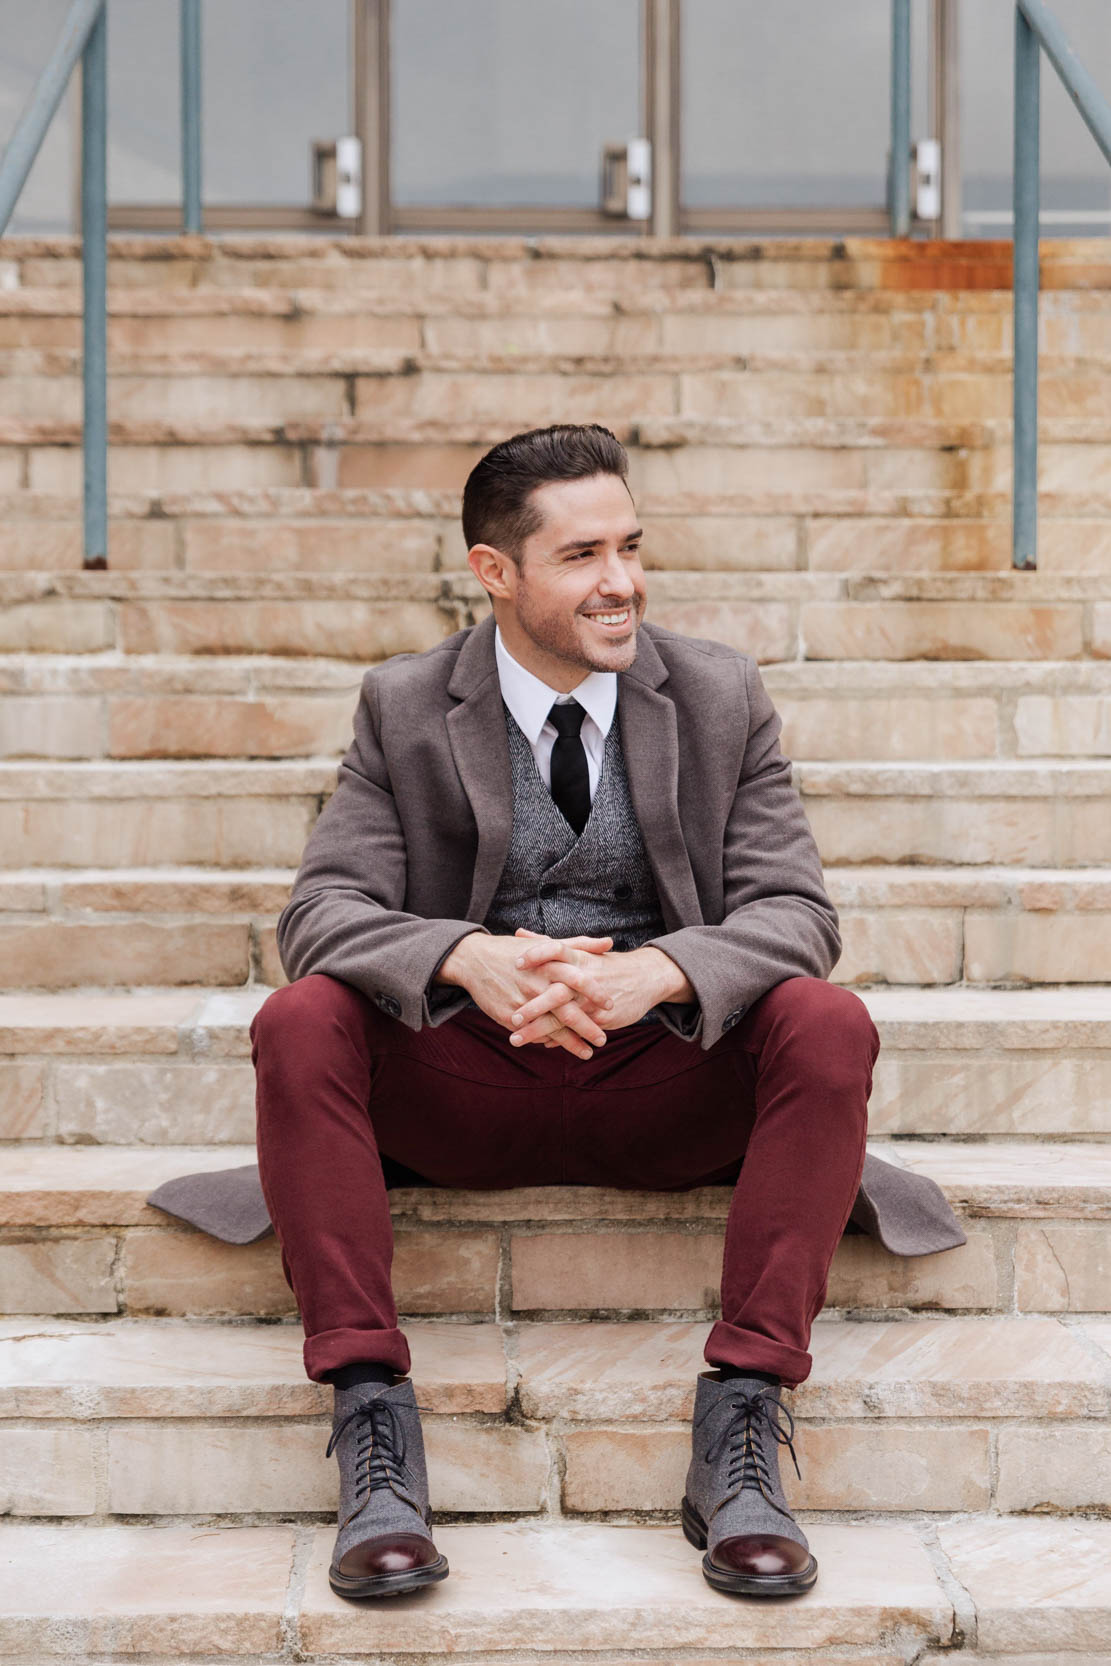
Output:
top-left (548, 700), bottom-right (591, 835)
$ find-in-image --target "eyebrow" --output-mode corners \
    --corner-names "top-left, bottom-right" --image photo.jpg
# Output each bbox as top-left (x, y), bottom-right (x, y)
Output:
top-left (549, 527), bottom-right (644, 556)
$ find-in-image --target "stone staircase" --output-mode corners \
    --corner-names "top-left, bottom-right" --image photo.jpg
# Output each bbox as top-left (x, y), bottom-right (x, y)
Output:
top-left (2, 233), bottom-right (1111, 1660)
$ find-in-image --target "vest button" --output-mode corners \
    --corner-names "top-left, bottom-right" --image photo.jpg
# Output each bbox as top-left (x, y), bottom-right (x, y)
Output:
top-left (538, 883), bottom-right (557, 900)
top-left (613, 883), bottom-right (632, 900)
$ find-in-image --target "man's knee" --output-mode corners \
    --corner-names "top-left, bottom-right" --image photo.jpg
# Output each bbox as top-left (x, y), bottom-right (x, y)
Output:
top-left (249, 973), bottom-right (365, 1047)
top-left (761, 977), bottom-right (880, 1075)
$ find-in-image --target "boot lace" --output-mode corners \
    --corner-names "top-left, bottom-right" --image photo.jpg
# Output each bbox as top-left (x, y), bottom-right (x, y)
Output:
top-left (325, 1393), bottom-right (434, 1529)
top-left (700, 1386), bottom-right (802, 1526)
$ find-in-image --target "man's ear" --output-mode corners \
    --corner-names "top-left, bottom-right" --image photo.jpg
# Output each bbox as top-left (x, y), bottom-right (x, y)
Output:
top-left (467, 542), bottom-right (516, 601)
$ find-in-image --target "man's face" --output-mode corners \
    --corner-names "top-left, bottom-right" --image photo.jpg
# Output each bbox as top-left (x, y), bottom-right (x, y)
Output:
top-left (471, 472), bottom-right (648, 687)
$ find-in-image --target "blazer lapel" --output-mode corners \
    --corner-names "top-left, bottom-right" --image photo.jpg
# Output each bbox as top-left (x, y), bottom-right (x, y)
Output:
top-left (618, 636), bottom-right (704, 932)
top-left (446, 614), bottom-right (514, 922)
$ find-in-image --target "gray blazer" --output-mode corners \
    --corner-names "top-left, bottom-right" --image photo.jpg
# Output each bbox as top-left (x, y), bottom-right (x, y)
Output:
top-left (147, 612), bottom-right (966, 1258)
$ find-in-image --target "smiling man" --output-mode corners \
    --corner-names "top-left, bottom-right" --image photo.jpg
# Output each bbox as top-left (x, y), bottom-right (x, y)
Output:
top-left (149, 422), bottom-right (965, 1604)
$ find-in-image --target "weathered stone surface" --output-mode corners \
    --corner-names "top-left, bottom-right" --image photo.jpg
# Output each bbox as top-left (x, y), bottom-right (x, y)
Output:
top-left (802, 601), bottom-right (1084, 659)
top-left (0, 920), bottom-right (249, 989)
top-left (938, 1518), bottom-right (1111, 1651)
top-left (510, 1230), bottom-right (723, 1313)
top-left (106, 1420), bottom-right (547, 1514)
top-left (824, 1231), bottom-right (1000, 1311)
top-left (1016, 694), bottom-right (1111, 755)
top-left (0, 1427), bottom-right (97, 1514)
top-left (833, 909), bottom-right (964, 984)
top-left (868, 1054), bottom-right (1111, 1137)
top-left (0, 1062), bottom-right (47, 1138)
top-left (118, 598), bottom-right (451, 658)
top-left (1015, 1223), bottom-right (1111, 1311)
top-left (54, 1062), bottom-right (256, 1144)
top-left (0, 1316), bottom-right (505, 1418)
top-left (0, 1522), bottom-right (293, 1653)
top-left (0, 989), bottom-right (203, 1053)
top-left (119, 1229), bottom-right (294, 1317)
top-left (996, 1425), bottom-right (1111, 1512)
top-left (965, 911), bottom-right (1111, 982)
top-left (108, 695), bottom-right (356, 758)
top-left (0, 1236), bottom-right (118, 1314)
top-left (780, 696), bottom-right (998, 760)
top-left (298, 1518), bottom-right (951, 1654)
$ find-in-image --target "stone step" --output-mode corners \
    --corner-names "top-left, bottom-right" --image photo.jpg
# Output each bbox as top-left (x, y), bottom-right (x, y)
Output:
top-left (2, 228), bottom-right (1109, 291)
top-left (3, 984), bottom-right (1109, 1140)
top-left (3, 755), bottom-right (1110, 866)
top-left (5, 864), bottom-right (1111, 989)
top-left (1, 1129), bottom-right (1109, 1320)
top-left (2, 1314), bottom-right (1109, 1520)
top-left (5, 492), bottom-right (1111, 575)
top-left (0, 1515), bottom-right (1108, 1660)
top-left (6, 655), bottom-right (1111, 763)
top-left (4, 569), bottom-right (1110, 662)
top-left (12, 412), bottom-right (1111, 497)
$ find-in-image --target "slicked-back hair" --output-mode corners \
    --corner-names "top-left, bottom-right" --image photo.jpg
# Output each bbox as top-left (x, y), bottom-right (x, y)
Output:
top-left (461, 423), bottom-right (630, 566)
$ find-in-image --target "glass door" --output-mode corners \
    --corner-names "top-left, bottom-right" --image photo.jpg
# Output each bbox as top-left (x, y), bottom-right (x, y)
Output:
top-left (679, 0), bottom-right (930, 235)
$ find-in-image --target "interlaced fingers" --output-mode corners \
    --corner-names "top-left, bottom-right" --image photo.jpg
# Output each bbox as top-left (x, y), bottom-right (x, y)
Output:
top-left (700, 1387), bottom-right (802, 1523)
top-left (325, 1394), bottom-right (434, 1528)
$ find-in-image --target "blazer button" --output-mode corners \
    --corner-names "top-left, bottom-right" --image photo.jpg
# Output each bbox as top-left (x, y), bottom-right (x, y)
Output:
top-left (377, 993), bottom-right (401, 1018)
top-left (613, 882), bottom-right (632, 900)
top-left (538, 883), bottom-right (557, 900)
top-left (723, 1007), bottom-right (745, 1030)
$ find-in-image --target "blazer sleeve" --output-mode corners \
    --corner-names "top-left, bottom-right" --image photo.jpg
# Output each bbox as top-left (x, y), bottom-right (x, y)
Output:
top-left (642, 652), bottom-right (841, 1051)
top-left (275, 669), bottom-right (489, 1030)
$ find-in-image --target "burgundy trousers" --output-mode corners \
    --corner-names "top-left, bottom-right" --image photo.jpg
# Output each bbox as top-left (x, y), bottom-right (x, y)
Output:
top-left (251, 971), bottom-right (879, 1390)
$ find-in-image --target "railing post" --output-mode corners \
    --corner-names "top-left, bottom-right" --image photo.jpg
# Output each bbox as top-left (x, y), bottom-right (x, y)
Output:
top-left (81, 1), bottom-right (107, 569)
top-left (890, 0), bottom-right (911, 236)
top-left (181, 0), bottom-right (202, 231)
top-left (1013, 4), bottom-right (1040, 571)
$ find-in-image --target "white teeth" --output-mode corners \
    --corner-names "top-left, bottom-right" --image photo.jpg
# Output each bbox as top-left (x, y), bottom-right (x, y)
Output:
top-left (589, 611), bottom-right (629, 624)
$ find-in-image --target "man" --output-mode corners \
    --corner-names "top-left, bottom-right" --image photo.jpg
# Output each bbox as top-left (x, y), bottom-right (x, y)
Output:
top-left (148, 422), bottom-right (964, 1604)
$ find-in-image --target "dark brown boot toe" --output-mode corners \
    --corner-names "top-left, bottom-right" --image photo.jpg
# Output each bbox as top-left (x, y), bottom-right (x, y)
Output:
top-left (338, 1531), bottom-right (444, 1579)
top-left (710, 1533), bottom-right (813, 1580)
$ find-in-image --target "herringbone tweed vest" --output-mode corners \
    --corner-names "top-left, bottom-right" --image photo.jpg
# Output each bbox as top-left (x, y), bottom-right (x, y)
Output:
top-left (483, 703), bottom-right (669, 1003)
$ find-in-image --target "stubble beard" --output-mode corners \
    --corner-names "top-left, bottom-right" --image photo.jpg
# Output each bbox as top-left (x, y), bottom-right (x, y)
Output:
top-left (514, 574), bottom-right (643, 674)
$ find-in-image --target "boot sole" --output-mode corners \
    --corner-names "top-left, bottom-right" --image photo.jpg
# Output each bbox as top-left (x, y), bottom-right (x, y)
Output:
top-left (328, 1550), bottom-right (450, 1600)
top-left (681, 1497), bottom-right (818, 1597)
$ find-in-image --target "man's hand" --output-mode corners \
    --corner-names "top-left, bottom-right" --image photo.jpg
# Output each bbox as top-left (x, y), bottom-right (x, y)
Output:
top-left (510, 932), bottom-right (695, 1048)
top-left (435, 930), bottom-right (616, 1059)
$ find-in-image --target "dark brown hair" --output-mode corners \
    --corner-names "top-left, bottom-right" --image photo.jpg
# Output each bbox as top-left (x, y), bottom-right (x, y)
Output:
top-left (461, 423), bottom-right (630, 564)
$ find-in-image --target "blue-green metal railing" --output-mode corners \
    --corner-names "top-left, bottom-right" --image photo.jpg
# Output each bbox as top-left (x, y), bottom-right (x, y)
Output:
top-left (0, 0), bottom-right (203, 568)
top-left (1013, 0), bottom-right (1111, 569)
top-left (889, 0), bottom-right (911, 238)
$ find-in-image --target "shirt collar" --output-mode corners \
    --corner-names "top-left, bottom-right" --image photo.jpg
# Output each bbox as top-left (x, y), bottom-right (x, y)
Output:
top-left (494, 622), bottom-right (617, 745)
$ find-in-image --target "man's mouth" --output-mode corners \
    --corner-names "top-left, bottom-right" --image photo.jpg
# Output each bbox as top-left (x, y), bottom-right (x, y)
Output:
top-left (582, 607), bottom-right (635, 632)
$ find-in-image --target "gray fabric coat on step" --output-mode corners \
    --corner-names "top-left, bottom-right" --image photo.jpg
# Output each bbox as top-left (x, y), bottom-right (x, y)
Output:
top-left (146, 611), bottom-right (966, 1260)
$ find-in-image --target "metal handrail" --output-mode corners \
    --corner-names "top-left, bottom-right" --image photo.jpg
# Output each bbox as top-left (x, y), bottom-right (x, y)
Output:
top-left (1013, 0), bottom-right (1111, 569)
top-left (0, 0), bottom-right (203, 568)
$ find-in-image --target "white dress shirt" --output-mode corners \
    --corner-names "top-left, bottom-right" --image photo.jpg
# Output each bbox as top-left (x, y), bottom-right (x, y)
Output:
top-left (494, 623), bottom-right (617, 801)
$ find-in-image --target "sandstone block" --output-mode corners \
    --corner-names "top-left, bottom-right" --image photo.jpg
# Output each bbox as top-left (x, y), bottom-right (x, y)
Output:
top-left (0, 1062), bottom-right (47, 1139)
top-left (780, 696), bottom-right (998, 760)
top-left (825, 1230), bottom-right (1000, 1311)
top-left (996, 1425), bottom-right (1111, 1512)
top-left (0, 1427), bottom-right (97, 1515)
top-left (54, 1062), bottom-right (256, 1144)
top-left (118, 598), bottom-right (450, 658)
top-left (965, 911), bottom-right (1111, 982)
top-left (0, 599), bottom-right (113, 653)
top-left (833, 909), bottom-right (964, 984)
top-left (869, 1054), bottom-right (1111, 1137)
top-left (801, 601), bottom-right (1084, 660)
top-left (1015, 1223), bottom-right (1111, 1311)
top-left (938, 1518), bottom-right (1111, 1652)
top-left (1016, 694), bottom-right (1111, 755)
top-left (29, 441), bottom-right (303, 495)
top-left (108, 694), bottom-right (355, 758)
top-left (0, 695), bottom-right (103, 757)
top-left (120, 1229), bottom-right (295, 1317)
top-left (0, 920), bottom-right (249, 989)
top-left (510, 1230), bottom-right (723, 1314)
top-left (0, 1521), bottom-right (293, 1654)
top-left (182, 517), bottom-right (437, 573)
top-left (0, 1236), bottom-right (118, 1314)
top-left (0, 797), bottom-right (315, 866)
top-left (807, 517), bottom-right (1010, 573)
top-left (392, 1228), bottom-right (500, 1314)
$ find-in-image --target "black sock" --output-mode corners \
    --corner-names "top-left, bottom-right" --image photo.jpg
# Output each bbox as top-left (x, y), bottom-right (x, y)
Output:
top-left (326, 1361), bottom-right (396, 1391)
top-left (716, 1365), bottom-right (781, 1387)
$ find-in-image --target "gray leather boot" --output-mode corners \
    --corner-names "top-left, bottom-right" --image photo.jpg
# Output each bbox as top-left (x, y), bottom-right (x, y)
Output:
top-left (681, 1370), bottom-right (818, 1597)
top-left (324, 1374), bottom-right (449, 1599)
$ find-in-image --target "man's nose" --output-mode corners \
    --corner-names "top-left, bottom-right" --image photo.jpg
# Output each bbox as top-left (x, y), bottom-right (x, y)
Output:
top-left (596, 550), bottom-right (640, 597)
